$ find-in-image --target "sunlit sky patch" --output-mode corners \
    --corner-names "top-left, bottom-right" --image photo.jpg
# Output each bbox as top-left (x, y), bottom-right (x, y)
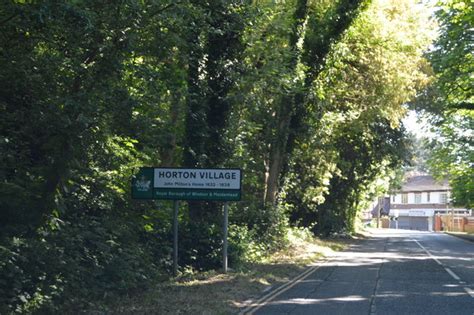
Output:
top-left (403, 110), bottom-right (435, 139)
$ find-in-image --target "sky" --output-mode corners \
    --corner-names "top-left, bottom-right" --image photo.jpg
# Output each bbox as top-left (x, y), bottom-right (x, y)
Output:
top-left (403, 110), bottom-right (434, 138)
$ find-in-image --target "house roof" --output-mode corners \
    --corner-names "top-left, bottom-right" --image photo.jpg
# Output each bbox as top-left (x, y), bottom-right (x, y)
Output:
top-left (399, 175), bottom-right (449, 192)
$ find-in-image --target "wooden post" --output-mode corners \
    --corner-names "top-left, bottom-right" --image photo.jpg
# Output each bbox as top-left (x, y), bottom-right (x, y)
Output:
top-left (451, 209), bottom-right (454, 232)
top-left (460, 217), bottom-right (466, 232)
top-left (434, 215), bottom-right (442, 232)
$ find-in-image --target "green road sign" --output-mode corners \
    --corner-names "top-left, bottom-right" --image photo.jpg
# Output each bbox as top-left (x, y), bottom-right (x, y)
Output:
top-left (132, 167), bottom-right (241, 201)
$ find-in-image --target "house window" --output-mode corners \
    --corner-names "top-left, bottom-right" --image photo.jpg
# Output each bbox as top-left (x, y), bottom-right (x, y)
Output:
top-left (415, 193), bottom-right (421, 203)
top-left (392, 195), bottom-right (396, 202)
top-left (427, 192), bottom-right (430, 202)
top-left (440, 193), bottom-right (448, 204)
top-left (402, 193), bottom-right (408, 204)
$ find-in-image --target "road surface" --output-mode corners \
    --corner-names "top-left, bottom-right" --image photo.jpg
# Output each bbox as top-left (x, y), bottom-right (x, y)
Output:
top-left (242, 229), bottom-right (474, 315)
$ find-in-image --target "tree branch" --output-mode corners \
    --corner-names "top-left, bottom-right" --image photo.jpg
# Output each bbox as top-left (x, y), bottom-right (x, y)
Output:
top-left (0, 13), bottom-right (19, 27)
top-left (147, 2), bottom-right (181, 20)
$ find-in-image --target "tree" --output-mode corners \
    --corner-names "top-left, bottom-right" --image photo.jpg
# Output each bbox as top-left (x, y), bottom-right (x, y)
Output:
top-left (0, 1), bottom-right (142, 235)
top-left (426, 115), bottom-right (473, 208)
top-left (180, 1), bottom-right (249, 223)
top-left (414, 0), bottom-right (473, 208)
top-left (284, 0), bottom-right (435, 234)
top-left (429, 0), bottom-right (473, 111)
top-left (263, 0), bottom-right (369, 206)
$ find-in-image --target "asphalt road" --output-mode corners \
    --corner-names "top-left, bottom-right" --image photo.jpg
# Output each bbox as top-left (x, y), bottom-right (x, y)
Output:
top-left (242, 229), bottom-right (474, 315)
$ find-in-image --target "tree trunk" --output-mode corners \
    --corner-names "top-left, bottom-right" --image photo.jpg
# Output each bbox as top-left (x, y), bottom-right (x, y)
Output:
top-left (263, 0), bottom-right (367, 206)
top-left (183, 3), bottom-right (245, 221)
top-left (263, 0), bottom-right (309, 206)
top-left (161, 93), bottom-right (181, 167)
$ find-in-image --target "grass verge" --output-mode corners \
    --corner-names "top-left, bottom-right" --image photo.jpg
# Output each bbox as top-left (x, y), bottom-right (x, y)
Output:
top-left (105, 230), bottom-right (363, 315)
top-left (445, 231), bottom-right (474, 243)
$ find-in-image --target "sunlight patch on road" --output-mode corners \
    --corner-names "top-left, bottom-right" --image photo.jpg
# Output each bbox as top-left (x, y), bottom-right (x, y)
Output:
top-left (266, 295), bottom-right (368, 305)
top-left (429, 292), bottom-right (468, 297)
top-left (327, 250), bottom-right (473, 267)
top-left (375, 293), bottom-right (405, 298)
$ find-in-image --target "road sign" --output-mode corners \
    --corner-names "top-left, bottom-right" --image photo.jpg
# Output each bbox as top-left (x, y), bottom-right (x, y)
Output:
top-left (132, 167), bottom-right (242, 201)
top-left (132, 167), bottom-right (242, 275)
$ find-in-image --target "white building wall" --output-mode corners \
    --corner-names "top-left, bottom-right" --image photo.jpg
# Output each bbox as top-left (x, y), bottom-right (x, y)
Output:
top-left (391, 191), bottom-right (448, 205)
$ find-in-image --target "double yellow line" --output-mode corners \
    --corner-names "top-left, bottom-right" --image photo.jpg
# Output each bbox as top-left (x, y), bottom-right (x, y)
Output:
top-left (239, 260), bottom-right (328, 315)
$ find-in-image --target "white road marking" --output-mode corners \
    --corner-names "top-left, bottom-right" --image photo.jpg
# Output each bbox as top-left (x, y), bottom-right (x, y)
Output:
top-left (445, 268), bottom-right (461, 281)
top-left (413, 239), bottom-right (473, 299)
top-left (413, 239), bottom-right (443, 265)
top-left (465, 287), bottom-right (474, 298)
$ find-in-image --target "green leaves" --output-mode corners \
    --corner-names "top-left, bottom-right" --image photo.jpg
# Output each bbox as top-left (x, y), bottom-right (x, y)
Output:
top-left (413, 0), bottom-right (473, 208)
top-left (426, 114), bottom-right (474, 208)
top-left (281, 0), bottom-right (434, 235)
top-left (430, 0), bottom-right (473, 111)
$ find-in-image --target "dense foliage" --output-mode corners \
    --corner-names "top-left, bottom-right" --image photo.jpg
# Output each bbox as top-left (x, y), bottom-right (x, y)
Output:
top-left (412, 0), bottom-right (473, 208)
top-left (0, 0), bottom-right (435, 312)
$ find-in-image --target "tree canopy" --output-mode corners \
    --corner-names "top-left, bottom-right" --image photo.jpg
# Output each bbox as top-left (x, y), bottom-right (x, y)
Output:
top-left (411, 0), bottom-right (473, 208)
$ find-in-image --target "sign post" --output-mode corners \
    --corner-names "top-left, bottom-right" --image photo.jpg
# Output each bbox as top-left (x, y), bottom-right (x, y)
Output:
top-left (394, 210), bottom-right (399, 230)
top-left (223, 202), bottom-right (229, 273)
top-left (173, 200), bottom-right (179, 276)
top-left (132, 167), bottom-right (241, 275)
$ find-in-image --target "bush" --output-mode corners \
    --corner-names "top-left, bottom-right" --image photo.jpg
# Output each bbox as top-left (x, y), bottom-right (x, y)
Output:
top-left (228, 224), bottom-right (266, 265)
top-left (178, 221), bottom-right (223, 272)
top-left (0, 211), bottom-right (165, 314)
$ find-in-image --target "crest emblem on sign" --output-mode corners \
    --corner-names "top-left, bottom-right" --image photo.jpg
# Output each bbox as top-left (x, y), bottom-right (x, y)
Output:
top-left (134, 175), bottom-right (151, 192)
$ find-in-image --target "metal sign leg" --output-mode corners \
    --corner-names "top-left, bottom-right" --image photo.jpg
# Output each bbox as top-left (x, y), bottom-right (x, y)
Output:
top-left (223, 202), bottom-right (229, 273)
top-left (173, 200), bottom-right (179, 276)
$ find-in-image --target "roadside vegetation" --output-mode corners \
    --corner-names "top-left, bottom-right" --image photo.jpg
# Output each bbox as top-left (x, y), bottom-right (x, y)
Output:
top-left (0, 0), bottom-right (470, 313)
top-left (410, 0), bottom-right (473, 209)
top-left (108, 227), bottom-right (348, 314)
